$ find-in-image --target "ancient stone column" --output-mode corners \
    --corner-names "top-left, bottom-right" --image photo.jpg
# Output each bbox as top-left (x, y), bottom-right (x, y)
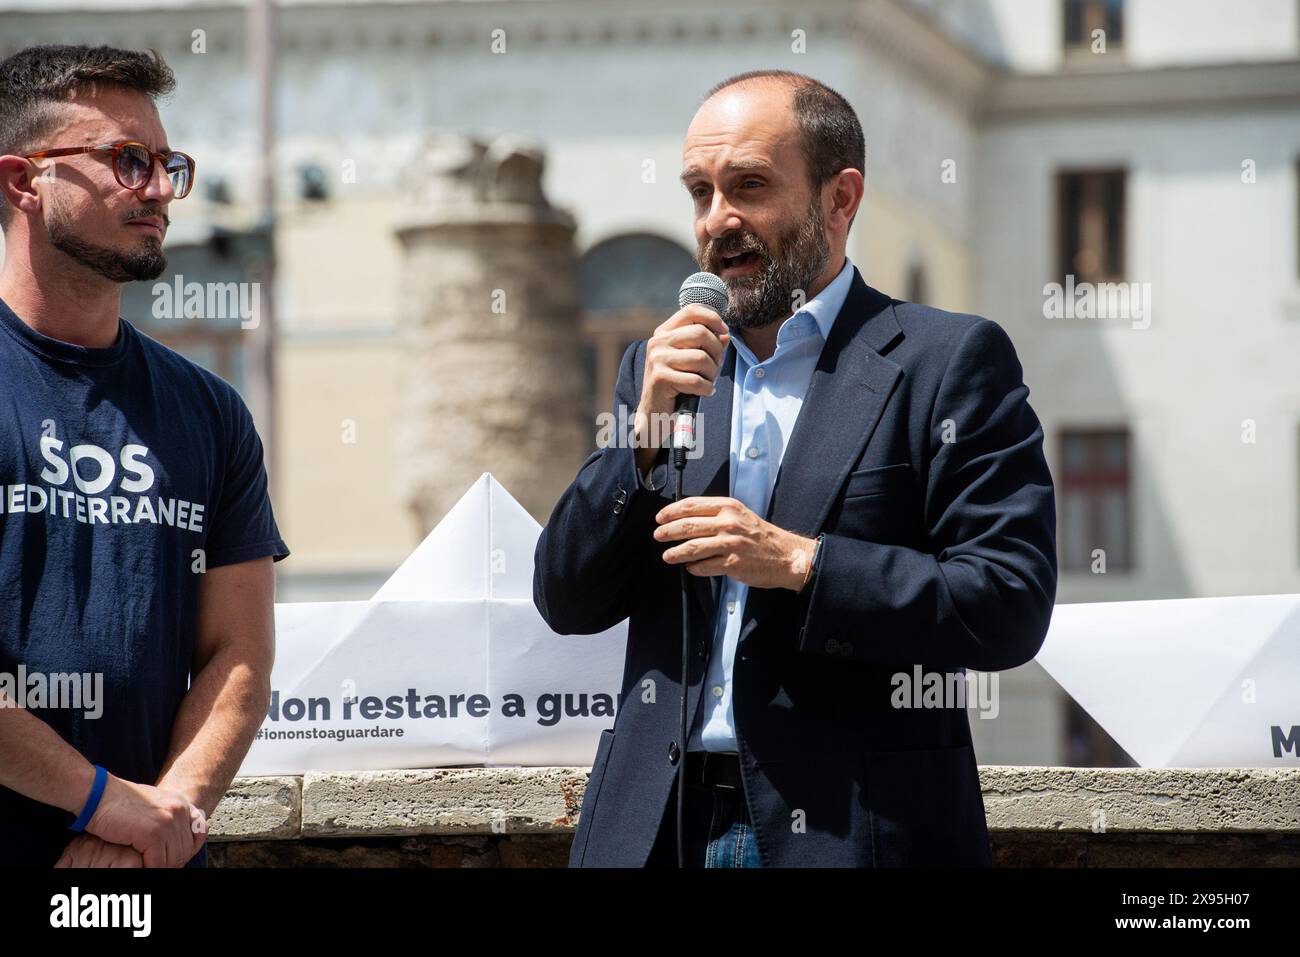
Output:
top-left (394, 134), bottom-right (591, 534)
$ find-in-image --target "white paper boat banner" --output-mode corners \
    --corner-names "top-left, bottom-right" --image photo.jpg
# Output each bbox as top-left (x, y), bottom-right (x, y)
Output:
top-left (1037, 594), bottom-right (1300, 767)
top-left (244, 473), bottom-right (1298, 774)
top-left (239, 474), bottom-right (628, 775)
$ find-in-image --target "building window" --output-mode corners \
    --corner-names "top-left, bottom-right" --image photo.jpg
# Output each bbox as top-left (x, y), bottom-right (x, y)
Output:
top-left (1059, 428), bottom-right (1132, 572)
top-left (578, 234), bottom-right (699, 449)
top-left (1056, 169), bottom-right (1126, 285)
top-left (1063, 0), bottom-right (1123, 57)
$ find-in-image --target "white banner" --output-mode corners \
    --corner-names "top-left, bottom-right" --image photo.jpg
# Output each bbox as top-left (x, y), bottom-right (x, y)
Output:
top-left (1037, 594), bottom-right (1300, 767)
top-left (241, 474), bottom-right (1298, 773)
top-left (238, 474), bottom-right (627, 775)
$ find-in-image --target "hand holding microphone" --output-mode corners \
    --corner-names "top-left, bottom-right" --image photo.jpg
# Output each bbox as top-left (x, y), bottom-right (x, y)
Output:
top-left (634, 273), bottom-right (731, 478)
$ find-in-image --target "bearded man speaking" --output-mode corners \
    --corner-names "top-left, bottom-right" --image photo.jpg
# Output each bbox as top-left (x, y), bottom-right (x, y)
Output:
top-left (534, 70), bottom-right (1057, 867)
top-left (0, 45), bottom-right (287, 867)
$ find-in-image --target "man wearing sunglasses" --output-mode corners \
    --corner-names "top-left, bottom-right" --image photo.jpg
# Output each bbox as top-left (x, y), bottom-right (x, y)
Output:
top-left (0, 44), bottom-right (287, 867)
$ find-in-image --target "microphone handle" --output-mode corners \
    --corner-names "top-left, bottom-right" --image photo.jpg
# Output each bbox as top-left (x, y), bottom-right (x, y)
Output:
top-left (672, 394), bottom-right (699, 470)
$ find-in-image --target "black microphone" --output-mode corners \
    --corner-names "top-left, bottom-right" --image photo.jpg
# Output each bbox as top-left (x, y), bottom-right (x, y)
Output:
top-left (673, 272), bottom-right (729, 465)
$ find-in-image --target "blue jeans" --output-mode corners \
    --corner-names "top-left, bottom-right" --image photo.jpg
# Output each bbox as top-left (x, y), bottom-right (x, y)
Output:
top-left (682, 782), bottom-right (762, 868)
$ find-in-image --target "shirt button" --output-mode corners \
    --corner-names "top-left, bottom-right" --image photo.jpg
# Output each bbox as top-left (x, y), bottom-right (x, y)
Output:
top-left (668, 741), bottom-right (680, 765)
top-left (754, 367), bottom-right (765, 379)
top-left (747, 446), bottom-right (759, 459)
top-left (727, 601), bottom-right (736, 614)
top-left (712, 685), bottom-right (723, 698)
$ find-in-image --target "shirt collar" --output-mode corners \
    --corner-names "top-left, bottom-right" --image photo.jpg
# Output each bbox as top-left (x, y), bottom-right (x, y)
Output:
top-left (797, 255), bottom-right (855, 343)
top-left (731, 256), bottom-right (856, 366)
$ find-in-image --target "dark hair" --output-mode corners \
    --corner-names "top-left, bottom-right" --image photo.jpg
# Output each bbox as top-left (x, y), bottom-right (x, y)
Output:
top-left (0, 44), bottom-right (175, 225)
top-left (704, 70), bottom-right (865, 223)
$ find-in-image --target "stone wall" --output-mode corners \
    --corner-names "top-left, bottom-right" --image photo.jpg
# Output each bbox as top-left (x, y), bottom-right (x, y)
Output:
top-left (205, 766), bottom-right (1300, 867)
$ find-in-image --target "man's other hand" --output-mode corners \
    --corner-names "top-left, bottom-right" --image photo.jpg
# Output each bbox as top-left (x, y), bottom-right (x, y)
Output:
top-left (654, 496), bottom-right (817, 591)
top-left (54, 834), bottom-right (144, 868)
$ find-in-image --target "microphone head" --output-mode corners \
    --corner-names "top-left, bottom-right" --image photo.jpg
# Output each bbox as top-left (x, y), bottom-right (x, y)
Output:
top-left (678, 271), bottom-right (730, 320)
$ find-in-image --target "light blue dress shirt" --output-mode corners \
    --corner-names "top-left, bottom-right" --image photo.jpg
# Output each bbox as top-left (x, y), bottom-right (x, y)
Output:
top-left (684, 256), bottom-right (856, 752)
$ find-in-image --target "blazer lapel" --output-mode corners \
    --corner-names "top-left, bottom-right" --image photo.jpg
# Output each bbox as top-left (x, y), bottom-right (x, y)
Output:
top-left (764, 270), bottom-right (904, 539)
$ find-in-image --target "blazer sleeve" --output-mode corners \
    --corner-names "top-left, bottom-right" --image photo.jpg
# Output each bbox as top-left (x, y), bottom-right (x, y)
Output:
top-left (533, 339), bottom-right (672, 635)
top-left (794, 318), bottom-right (1058, 672)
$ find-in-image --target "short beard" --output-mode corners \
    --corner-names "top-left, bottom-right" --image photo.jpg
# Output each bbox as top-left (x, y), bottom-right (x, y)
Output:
top-left (697, 198), bottom-right (831, 331)
top-left (48, 199), bottom-right (167, 283)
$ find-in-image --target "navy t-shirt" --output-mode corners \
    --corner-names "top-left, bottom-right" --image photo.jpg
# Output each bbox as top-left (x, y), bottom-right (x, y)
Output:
top-left (0, 298), bottom-right (288, 866)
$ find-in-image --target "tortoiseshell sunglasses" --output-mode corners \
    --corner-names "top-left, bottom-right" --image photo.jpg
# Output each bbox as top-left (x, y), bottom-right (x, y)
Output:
top-left (22, 141), bottom-right (195, 199)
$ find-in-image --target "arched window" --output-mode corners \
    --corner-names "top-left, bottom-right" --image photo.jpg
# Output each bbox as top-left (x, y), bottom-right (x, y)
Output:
top-left (578, 234), bottom-right (698, 445)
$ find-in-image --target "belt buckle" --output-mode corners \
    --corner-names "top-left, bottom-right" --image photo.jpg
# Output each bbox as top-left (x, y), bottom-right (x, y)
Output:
top-left (703, 752), bottom-right (736, 790)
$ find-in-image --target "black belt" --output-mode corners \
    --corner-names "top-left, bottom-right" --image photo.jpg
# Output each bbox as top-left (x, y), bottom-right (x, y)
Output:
top-left (684, 750), bottom-right (742, 790)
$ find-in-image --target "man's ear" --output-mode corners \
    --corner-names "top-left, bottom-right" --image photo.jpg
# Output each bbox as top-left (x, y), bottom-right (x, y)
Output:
top-left (827, 168), bottom-right (865, 230)
top-left (0, 154), bottom-right (43, 222)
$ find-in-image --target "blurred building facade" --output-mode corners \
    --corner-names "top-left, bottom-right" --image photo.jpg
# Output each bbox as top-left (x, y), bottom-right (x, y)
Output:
top-left (2, 0), bottom-right (1298, 765)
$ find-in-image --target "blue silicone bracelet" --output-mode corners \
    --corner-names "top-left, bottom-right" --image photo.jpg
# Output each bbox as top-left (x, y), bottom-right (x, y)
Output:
top-left (69, 764), bottom-right (108, 832)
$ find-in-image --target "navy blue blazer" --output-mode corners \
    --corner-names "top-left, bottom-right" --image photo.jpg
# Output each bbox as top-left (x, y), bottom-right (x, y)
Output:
top-left (533, 269), bottom-right (1057, 867)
